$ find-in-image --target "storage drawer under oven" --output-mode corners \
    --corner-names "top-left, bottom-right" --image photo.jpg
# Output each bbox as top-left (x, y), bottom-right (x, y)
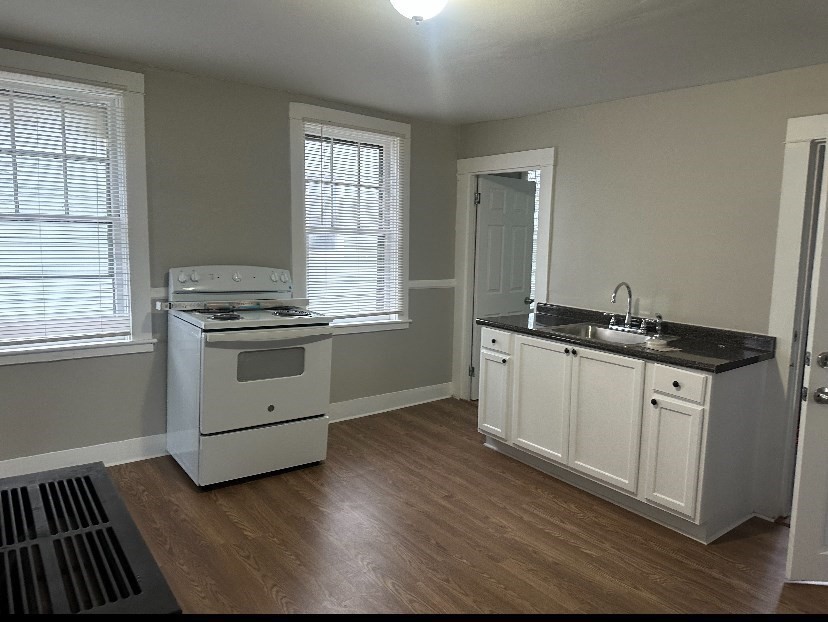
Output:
top-left (199, 326), bottom-right (333, 434)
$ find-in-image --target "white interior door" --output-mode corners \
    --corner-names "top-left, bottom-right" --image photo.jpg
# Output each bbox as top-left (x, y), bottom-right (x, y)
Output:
top-left (471, 174), bottom-right (536, 399)
top-left (788, 138), bottom-right (828, 582)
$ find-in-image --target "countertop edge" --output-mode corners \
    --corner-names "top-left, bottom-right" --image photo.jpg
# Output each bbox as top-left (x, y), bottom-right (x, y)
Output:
top-left (476, 318), bottom-right (774, 374)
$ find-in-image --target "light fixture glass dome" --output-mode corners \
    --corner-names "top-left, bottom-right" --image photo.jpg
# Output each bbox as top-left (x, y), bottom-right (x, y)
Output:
top-left (391, 0), bottom-right (448, 24)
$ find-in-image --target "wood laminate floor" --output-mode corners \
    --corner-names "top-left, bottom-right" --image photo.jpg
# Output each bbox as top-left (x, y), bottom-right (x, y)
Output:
top-left (109, 399), bottom-right (828, 614)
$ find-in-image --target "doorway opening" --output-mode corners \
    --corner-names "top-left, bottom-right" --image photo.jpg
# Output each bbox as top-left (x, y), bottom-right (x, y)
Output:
top-left (469, 171), bottom-right (541, 400)
top-left (452, 148), bottom-right (556, 402)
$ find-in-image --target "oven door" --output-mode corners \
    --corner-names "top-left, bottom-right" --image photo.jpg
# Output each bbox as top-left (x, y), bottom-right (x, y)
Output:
top-left (199, 326), bottom-right (333, 434)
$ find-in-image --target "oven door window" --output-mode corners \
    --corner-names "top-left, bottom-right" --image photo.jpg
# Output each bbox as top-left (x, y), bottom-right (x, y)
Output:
top-left (237, 347), bottom-right (305, 382)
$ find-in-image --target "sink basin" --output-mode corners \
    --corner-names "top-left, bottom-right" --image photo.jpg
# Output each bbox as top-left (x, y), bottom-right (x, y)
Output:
top-left (553, 323), bottom-right (651, 345)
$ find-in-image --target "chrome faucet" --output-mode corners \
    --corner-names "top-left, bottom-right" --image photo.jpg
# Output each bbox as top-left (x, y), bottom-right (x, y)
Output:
top-left (611, 282), bottom-right (633, 327)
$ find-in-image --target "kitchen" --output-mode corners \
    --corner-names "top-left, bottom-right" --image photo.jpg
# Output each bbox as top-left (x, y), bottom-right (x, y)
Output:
top-left (2, 0), bottom-right (828, 614)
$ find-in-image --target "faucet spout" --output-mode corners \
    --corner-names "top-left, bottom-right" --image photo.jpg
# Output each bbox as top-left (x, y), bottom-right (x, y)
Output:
top-left (611, 282), bottom-right (633, 327)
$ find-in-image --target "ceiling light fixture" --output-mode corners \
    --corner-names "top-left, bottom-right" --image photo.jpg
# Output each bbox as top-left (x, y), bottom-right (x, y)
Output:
top-left (390, 0), bottom-right (448, 25)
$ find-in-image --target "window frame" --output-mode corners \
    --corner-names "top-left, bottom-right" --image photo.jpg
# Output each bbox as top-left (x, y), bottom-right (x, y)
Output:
top-left (289, 103), bottom-right (411, 334)
top-left (0, 48), bottom-right (153, 365)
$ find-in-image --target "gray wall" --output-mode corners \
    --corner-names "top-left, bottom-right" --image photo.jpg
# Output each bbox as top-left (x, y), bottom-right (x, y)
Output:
top-left (0, 41), bottom-right (457, 461)
top-left (458, 62), bottom-right (828, 334)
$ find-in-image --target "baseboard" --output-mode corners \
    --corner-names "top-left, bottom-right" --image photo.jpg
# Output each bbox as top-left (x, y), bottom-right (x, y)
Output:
top-left (328, 382), bottom-right (454, 422)
top-left (0, 434), bottom-right (167, 479)
top-left (0, 383), bottom-right (455, 477)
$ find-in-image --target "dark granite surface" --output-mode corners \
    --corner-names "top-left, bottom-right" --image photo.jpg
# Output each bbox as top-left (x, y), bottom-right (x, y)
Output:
top-left (477, 303), bottom-right (775, 374)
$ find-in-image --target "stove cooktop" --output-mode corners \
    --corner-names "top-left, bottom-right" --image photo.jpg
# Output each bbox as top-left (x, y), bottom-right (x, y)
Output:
top-left (171, 307), bottom-right (333, 331)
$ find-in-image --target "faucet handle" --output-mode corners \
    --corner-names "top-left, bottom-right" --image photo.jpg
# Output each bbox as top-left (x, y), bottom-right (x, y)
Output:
top-left (652, 313), bottom-right (663, 337)
top-left (603, 312), bottom-right (617, 326)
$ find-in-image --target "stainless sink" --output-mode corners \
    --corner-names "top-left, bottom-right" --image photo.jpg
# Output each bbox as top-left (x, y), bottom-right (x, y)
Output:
top-left (553, 323), bottom-right (652, 345)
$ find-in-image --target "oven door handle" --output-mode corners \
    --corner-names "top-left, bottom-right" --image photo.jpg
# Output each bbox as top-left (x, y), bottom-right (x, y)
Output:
top-left (204, 328), bottom-right (332, 347)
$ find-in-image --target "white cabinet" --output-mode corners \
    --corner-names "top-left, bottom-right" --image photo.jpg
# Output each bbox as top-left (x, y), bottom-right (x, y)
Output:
top-left (568, 348), bottom-right (645, 493)
top-left (643, 396), bottom-right (704, 518)
top-left (511, 335), bottom-right (571, 464)
top-left (476, 327), bottom-right (767, 542)
top-left (478, 347), bottom-right (511, 440)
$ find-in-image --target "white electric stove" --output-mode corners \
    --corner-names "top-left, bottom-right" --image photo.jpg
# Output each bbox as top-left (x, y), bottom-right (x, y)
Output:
top-left (163, 265), bottom-right (334, 486)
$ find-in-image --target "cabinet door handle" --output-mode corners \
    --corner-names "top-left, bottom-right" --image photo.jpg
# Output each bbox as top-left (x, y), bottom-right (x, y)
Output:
top-left (672, 380), bottom-right (681, 388)
top-left (501, 358), bottom-right (507, 364)
top-left (571, 349), bottom-right (577, 356)
top-left (651, 398), bottom-right (658, 406)
top-left (564, 348), bottom-right (570, 355)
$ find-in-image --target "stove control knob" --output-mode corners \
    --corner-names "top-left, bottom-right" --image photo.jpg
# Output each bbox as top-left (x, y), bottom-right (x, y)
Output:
top-left (190, 271), bottom-right (200, 282)
top-left (280, 272), bottom-right (289, 282)
top-left (270, 272), bottom-right (278, 282)
top-left (177, 272), bottom-right (187, 283)
top-left (233, 272), bottom-right (242, 282)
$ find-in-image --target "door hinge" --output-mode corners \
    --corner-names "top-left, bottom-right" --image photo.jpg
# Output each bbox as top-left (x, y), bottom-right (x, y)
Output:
top-left (474, 192), bottom-right (481, 205)
top-left (802, 386), bottom-right (809, 402)
top-left (805, 351), bottom-right (811, 366)
top-left (468, 365), bottom-right (476, 377)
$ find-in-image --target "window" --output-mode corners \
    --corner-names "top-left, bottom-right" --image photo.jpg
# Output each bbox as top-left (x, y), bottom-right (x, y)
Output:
top-left (0, 49), bottom-right (152, 362)
top-left (290, 104), bottom-right (409, 330)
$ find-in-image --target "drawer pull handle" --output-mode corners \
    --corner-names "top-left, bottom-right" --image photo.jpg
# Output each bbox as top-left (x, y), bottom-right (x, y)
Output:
top-left (501, 358), bottom-right (507, 364)
top-left (651, 398), bottom-right (658, 406)
top-left (491, 338), bottom-right (497, 344)
top-left (672, 380), bottom-right (681, 388)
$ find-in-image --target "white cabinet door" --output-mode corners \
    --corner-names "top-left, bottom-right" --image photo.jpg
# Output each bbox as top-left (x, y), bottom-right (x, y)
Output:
top-left (643, 396), bottom-right (704, 518)
top-left (478, 348), bottom-right (511, 440)
top-left (511, 335), bottom-right (571, 464)
top-left (568, 347), bottom-right (645, 492)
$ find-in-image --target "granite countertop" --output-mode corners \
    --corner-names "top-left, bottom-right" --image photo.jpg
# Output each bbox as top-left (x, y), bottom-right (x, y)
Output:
top-left (476, 304), bottom-right (775, 374)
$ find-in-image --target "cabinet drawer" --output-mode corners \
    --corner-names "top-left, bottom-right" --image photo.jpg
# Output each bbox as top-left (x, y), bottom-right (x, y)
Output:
top-left (653, 365), bottom-right (707, 404)
top-left (481, 327), bottom-right (513, 354)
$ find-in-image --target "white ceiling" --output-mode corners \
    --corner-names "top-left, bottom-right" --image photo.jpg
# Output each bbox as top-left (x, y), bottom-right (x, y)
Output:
top-left (0, 0), bottom-right (827, 124)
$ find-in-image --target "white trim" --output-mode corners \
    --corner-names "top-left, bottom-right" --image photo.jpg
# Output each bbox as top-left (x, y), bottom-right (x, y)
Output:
top-left (328, 383), bottom-right (454, 422)
top-left (0, 434), bottom-right (167, 479)
top-left (331, 319), bottom-right (411, 335)
top-left (0, 339), bottom-right (156, 366)
top-left (0, 47), bottom-right (144, 93)
top-left (453, 148), bottom-right (557, 401)
top-left (768, 115), bottom-right (828, 520)
top-left (289, 103), bottom-right (410, 138)
top-left (786, 114), bottom-right (828, 144)
top-left (408, 279), bottom-right (456, 289)
top-left (457, 148), bottom-right (556, 175)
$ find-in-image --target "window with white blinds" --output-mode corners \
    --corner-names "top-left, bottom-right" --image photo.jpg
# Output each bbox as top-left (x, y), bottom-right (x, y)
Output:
top-left (0, 70), bottom-right (133, 352)
top-left (301, 118), bottom-right (407, 320)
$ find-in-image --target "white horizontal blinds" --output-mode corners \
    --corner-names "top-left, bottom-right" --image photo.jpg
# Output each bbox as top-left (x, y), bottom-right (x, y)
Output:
top-left (303, 120), bottom-right (404, 318)
top-left (0, 71), bottom-right (132, 351)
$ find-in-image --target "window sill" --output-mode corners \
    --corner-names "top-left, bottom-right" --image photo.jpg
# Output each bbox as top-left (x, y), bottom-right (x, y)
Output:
top-left (331, 319), bottom-right (412, 336)
top-left (0, 338), bottom-right (157, 366)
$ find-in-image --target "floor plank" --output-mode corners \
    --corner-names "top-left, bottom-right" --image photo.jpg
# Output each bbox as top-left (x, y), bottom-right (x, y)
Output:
top-left (108, 398), bottom-right (828, 614)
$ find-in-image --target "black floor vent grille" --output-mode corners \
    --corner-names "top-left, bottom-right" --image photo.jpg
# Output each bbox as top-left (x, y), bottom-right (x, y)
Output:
top-left (0, 462), bottom-right (179, 614)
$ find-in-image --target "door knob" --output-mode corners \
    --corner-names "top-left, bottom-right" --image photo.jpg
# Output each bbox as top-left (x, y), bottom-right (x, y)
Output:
top-left (817, 352), bottom-right (828, 368)
top-left (814, 387), bottom-right (828, 404)
top-left (524, 297), bottom-right (534, 305)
